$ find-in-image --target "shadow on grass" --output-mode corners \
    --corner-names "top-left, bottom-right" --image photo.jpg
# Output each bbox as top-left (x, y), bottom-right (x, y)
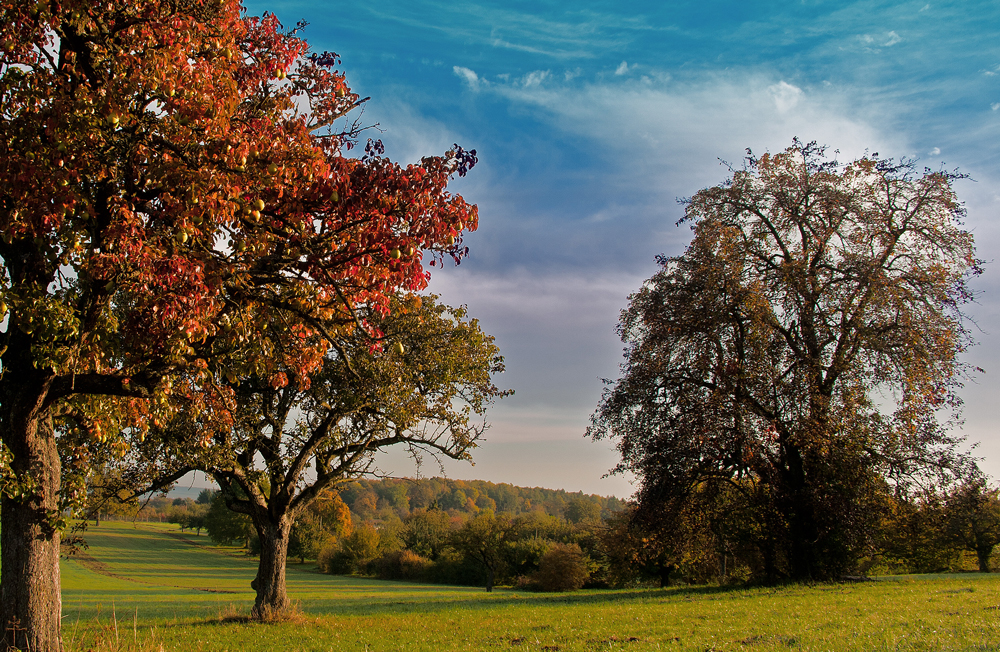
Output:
top-left (168, 581), bottom-right (758, 628)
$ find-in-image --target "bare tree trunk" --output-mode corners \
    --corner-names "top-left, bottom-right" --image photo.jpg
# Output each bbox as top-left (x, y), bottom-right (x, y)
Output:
top-left (1, 409), bottom-right (62, 652)
top-left (251, 519), bottom-right (292, 619)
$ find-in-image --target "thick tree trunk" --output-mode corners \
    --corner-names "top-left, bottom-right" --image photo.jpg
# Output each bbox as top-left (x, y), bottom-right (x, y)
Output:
top-left (783, 446), bottom-right (818, 581)
top-left (484, 566), bottom-right (495, 593)
top-left (1, 411), bottom-right (62, 652)
top-left (251, 519), bottom-right (292, 619)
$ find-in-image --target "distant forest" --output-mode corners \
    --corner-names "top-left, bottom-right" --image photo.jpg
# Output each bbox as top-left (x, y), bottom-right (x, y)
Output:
top-left (335, 477), bottom-right (625, 523)
top-left (101, 477), bottom-right (626, 526)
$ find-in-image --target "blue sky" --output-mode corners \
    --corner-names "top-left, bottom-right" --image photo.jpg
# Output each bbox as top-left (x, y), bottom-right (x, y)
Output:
top-left (243, 0), bottom-right (1000, 497)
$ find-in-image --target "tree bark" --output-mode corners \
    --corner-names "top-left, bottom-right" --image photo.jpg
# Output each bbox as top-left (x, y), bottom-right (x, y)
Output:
top-left (251, 518), bottom-right (293, 619)
top-left (1, 409), bottom-right (62, 652)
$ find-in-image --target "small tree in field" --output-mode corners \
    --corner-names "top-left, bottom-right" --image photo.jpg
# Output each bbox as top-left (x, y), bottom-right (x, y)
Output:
top-left (0, 1), bottom-right (481, 645)
top-left (117, 294), bottom-right (507, 617)
top-left (533, 543), bottom-right (589, 592)
top-left (945, 478), bottom-right (1000, 572)
top-left (452, 510), bottom-right (520, 592)
top-left (590, 141), bottom-right (980, 581)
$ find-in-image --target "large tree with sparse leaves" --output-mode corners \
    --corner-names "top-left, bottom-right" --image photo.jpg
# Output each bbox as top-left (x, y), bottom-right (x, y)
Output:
top-left (590, 141), bottom-right (981, 581)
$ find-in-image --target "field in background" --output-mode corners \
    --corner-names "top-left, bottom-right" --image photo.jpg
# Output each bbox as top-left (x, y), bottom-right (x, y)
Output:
top-left (62, 522), bottom-right (1000, 651)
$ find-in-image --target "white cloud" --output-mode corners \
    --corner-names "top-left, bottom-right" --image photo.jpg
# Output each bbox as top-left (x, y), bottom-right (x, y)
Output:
top-left (769, 80), bottom-right (803, 113)
top-left (858, 31), bottom-right (902, 48)
top-left (614, 61), bottom-right (629, 76)
top-left (992, 103), bottom-right (1000, 111)
top-left (453, 65), bottom-right (481, 90)
top-left (522, 70), bottom-right (550, 87)
top-left (490, 73), bottom-right (908, 196)
top-left (928, 146), bottom-right (941, 155)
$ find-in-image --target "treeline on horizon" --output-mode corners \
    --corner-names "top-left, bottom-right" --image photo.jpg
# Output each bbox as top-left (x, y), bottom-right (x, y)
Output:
top-left (95, 474), bottom-right (1000, 592)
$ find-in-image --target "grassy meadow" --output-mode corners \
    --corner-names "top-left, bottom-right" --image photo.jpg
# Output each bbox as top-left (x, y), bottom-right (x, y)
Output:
top-left (61, 521), bottom-right (1000, 652)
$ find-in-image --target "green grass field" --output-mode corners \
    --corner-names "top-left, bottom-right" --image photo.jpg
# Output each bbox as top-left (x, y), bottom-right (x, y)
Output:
top-left (61, 521), bottom-right (1000, 651)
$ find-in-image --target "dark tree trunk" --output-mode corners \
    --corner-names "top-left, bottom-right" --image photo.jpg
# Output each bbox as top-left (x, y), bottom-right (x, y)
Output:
top-left (976, 546), bottom-right (992, 573)
top-left (658, 564), bottom-right (675, 588)
top-left (251, 519), bottom-right (293, 619)
top-left (783, 444), bottom-right (818, 581)
top-left (484, 565), bottom-right (495, 592)
top-left (1, 406), bottom-right (62, 652)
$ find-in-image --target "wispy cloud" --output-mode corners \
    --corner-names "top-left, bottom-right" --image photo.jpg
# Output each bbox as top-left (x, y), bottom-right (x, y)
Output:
top-left (522, 70), bottom-right (550, 88)
top-left (769, 81), bottom-right (803, 113)
top-left (359, 2), bottom-right (643, 60)
top-left (453, 65), bottom-right (482, 90)
top-left (857, 30), bottom-right (902, 48)
top-left (615, 61), bottom-right (630, 76)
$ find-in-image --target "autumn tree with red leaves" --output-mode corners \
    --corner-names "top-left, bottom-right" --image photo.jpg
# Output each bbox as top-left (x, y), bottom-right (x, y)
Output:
top-left (0, 2), bottom-right (478, 649)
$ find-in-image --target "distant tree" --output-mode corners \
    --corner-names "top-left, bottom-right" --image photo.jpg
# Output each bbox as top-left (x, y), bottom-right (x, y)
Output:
top-left (945, 478), bottom-right (1000, 572)
top-left (590, 141), bottom-right (980, 581)
top-left (334, 523), bottom-right (383, 573)
top-left (451, 511), bottom-right (519, 592)
top-left (565, 497), bottom-right (601, 524)
top-left (533, 543), bottom-right (589, 592)
top-left (186, 512), bottom-right (207, 536)
top-left (196, 489), bottom-right (216, 505)
top-left (205, 490), bottom-right (254, 548)
top-left (288, 490), bottom-right (352, 563)
top-left (403, 508), bottom-right (454, 560)
top-left (877, 488), bottom-right (959, 573)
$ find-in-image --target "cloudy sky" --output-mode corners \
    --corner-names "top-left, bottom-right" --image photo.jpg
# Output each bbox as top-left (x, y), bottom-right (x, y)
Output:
top-left (241, 0), bottom-right (1000, 498)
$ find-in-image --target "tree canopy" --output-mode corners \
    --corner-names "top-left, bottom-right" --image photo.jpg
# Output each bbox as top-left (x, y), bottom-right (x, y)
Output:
top-left (589, 141), bottom-right (981, 581)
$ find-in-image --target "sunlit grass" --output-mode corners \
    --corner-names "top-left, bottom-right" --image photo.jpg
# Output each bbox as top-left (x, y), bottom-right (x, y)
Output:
top-left (62, 522), bottom-right (1000, 651)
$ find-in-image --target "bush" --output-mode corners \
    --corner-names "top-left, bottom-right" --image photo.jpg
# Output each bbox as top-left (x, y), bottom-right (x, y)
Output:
top-left (374, 549), bottom-right (432, 581)
top-left (319, 524), bottom-right (381, 575)
top-left (317, 541), bottom-right (339, 574)
top-left (532, 543), bottom-right (589, 592)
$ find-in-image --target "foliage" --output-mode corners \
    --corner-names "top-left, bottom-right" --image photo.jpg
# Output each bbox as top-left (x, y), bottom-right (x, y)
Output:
top-left (565, 496), bottom-right (601, 524)
top-left (590, 141), bottom-right (980, 581)
top-left (371, 549), bottom-right (433, 581)
top-left (288, 490), bottom-right (353, 563)
top-left (322, 523), bottom-right (384, 575)
top-left (945, 477), bottom-right (1000, 572)
top-left (205, 489), bottom-right (254, 548)
top-left (532, 543), bottom-right (590, 592)
top-left (402, 508), bottom-right (454, 560)
top-left (338, 476), bottom-right (623, 521)
top-left (450, 510), bottom-right (520, 592)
